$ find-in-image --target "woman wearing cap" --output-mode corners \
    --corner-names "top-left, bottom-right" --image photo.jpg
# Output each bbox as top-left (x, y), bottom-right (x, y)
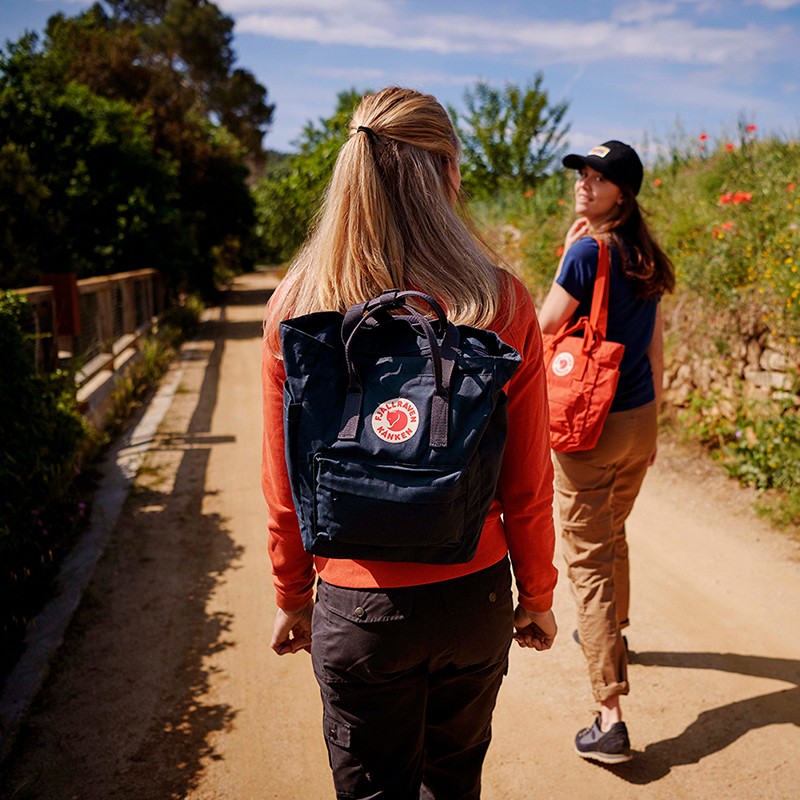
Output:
top-left (263, 87), bottom-right (558, 798)
top-left (538, 140), bottom-right (675, 764)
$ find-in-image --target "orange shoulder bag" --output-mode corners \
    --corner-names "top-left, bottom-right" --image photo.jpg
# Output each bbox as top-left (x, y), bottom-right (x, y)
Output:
top-left (542, 238), bottom-right (625, 453)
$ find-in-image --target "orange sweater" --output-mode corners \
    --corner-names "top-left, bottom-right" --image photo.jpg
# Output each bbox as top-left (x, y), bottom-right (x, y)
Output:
top-left (261, 276), bottom-right (557, 613)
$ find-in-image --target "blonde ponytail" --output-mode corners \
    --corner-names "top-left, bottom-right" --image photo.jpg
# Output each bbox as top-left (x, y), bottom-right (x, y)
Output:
top-left (266, 87), bottom-right (512, 347)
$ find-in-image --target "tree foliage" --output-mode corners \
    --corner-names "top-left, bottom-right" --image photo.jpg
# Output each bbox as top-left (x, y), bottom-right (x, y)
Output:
top-left (49, 1), bottom-right (273, 168)
top-left (0, 35), bottom-right (182, 287)
top-left (450, 74), bottom-right (569, 199)
top-left (253, 89), bottom-right (364, 264)
top-left (0, 0), bottom-right (271, 297)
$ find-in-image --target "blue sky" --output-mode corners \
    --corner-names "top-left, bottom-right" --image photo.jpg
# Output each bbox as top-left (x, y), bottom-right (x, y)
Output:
top-left (2, 0), bottom-right (799, 158)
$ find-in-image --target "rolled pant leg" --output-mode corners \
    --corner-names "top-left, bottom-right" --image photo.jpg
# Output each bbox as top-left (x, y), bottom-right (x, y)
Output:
top-left (556, 457), bottom-right (627, 703)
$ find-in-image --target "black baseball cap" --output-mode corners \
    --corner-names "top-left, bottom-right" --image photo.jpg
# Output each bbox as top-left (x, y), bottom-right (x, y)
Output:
top-left (562, 140), bottom-right (643, 195)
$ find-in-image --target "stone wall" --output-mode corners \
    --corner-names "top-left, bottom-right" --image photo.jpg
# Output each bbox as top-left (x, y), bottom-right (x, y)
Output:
top-left (662, 296), bottom-right (799, 416)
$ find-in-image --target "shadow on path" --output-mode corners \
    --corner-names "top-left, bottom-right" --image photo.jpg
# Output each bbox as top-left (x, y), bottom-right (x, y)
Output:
top-left (590, 650), bottom-right (800, 785)
top-left (0, 299), bottom-right (250, 800)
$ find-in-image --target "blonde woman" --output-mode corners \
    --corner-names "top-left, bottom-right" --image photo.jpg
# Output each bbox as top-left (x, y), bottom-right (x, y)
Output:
top-left (262, 88), bottom-right (557, 798)
top-left (539, 140), bottom-right (675, 764)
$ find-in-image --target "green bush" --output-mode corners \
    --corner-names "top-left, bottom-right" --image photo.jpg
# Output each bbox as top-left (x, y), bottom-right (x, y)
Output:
top-left (723, 404), bottom-right (800, 494)
top-left (677, 387), bottom-right (800, 528)
top-left (158, 293), bottom-right (205, 343)
top-left (0, 291), bottom-right (89, 673)
top-left (252, 89), bottom-right (364, 265)
top-left (650, 136), bottom-right (800, 340)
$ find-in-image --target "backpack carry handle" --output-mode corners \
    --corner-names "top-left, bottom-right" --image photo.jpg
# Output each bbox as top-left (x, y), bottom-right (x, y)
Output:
top-left (340, 289), bottom-right (448, 343)
top-left (338, 291), bottom-right (457, 447)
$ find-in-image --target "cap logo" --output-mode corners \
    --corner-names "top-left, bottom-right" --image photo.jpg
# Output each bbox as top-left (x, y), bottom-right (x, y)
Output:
top-left (372, 398), bottom-right (419, 443)
top-left (551, 350), bottom-right (575, 378)
top-left (588, 145), bottom-right (611, 158)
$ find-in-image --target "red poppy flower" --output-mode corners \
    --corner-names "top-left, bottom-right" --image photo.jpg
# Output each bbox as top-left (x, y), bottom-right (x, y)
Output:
top-left (712, 221), bottom-right (735, 237)
top-left (718, 190), bottom-right (752, 205)
top-left (725, 143), bottom-right (735, 152)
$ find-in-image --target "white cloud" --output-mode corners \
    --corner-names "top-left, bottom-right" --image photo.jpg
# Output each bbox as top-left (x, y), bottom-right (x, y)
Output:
top-left (234, 6), bottom-right (795, 67)
top-left (236, 11), bottom-right (476, 54)
top-left (629, 67), bottom-right (781, 114)
top-left (747, 0), bottom-right (800, 8)
top-left (612, 1), bottom-right (680, 23)
top-left (218, 0), bottom-right (392, 12)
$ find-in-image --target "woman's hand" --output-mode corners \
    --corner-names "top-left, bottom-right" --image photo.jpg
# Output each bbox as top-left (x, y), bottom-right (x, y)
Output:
top-left (271, 602), bottom-right (314, 655)
top-left (563, 216), bottom-right (590, 255)
top-left (538, 217), bottom-right (586, 334)
top-left (513, 606), bottom-right (557, 651)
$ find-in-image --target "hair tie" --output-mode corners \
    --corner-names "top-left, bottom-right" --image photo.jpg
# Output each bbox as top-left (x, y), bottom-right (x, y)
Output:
top-left (357, 125), bottom-right (378, 143)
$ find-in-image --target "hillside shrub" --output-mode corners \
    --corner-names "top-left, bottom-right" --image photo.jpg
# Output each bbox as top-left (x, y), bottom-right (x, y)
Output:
top-left (475, 133), bottom-right (799, 529)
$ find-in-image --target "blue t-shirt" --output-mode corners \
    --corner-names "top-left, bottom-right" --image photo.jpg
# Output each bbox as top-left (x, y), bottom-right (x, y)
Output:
top-left (556, 236), bottom-right (657, 412)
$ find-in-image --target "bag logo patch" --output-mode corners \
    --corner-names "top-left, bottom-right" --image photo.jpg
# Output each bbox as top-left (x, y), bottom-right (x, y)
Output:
top-left (372, 398), bottom-right (420, 443)
top-left (552, 351), bottom-right (575, 377)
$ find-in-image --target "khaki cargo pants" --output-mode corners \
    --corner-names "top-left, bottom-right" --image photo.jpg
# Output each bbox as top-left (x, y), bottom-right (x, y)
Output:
top-left (552, 400), bottom-right (657, 703)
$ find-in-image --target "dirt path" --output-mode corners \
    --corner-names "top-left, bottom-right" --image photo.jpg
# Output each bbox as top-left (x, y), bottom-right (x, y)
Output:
top-left (2, 271), bottom-right (799, 799)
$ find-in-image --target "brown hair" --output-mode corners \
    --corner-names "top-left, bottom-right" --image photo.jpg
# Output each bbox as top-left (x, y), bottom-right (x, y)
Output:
top-left (265, 87), bottom-right (512, 346)
top-left (593, 187), bottom-right (675, 299)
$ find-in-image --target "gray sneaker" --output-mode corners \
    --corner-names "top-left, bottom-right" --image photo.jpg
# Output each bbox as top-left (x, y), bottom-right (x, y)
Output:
top-left (575, 718), bottom-right (633, 764)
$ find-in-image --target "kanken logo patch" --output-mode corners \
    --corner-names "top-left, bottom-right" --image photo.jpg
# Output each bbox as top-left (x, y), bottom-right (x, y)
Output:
top-left (372, 398), bottom-right (419, 443)
top-left (552, 351), bottom-right (575, 377)
top-left (589, 145), bottom-right (611, 158)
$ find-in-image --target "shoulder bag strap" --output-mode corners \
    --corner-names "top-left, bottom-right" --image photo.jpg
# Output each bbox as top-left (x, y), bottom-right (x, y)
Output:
top-left (583, 238), bottom-right (611, 350)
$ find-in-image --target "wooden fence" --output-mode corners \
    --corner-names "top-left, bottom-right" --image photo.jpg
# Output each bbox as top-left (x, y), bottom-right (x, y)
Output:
top-left (16, 269), bottom-right (163, 428)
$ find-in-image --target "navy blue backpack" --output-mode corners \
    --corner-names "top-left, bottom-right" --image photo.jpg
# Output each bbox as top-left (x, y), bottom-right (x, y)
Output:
top-left (280, 289), bottom-right (521, 564)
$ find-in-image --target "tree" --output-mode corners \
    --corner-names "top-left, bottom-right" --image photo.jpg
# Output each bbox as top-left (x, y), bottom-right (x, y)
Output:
top-left (97, 0), bottom-right (274, 168)
top-left (10, 0), bottom-right (270, 296)
top-left (450, 74), bottom-right (570, 199)
top-left (0, 35), bottom-right (182, 288)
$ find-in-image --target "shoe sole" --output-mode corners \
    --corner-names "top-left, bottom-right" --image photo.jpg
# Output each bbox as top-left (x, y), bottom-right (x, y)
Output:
top-left (575, 746), bottom-right (633, 765)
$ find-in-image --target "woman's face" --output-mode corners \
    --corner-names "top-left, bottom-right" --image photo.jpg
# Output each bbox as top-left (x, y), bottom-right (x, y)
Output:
top-left (574, 165), bottom-right (623, 225)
